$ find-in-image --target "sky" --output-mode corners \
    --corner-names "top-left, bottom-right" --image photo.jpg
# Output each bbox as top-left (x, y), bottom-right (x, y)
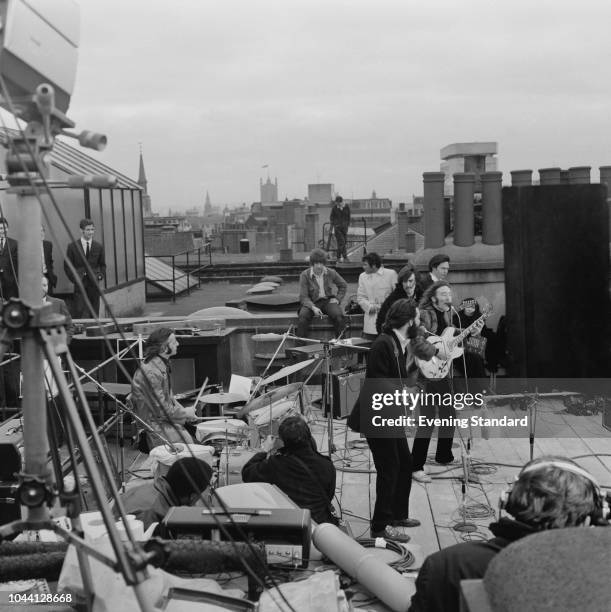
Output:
top-left (23, 0), bottom-right (611, 211)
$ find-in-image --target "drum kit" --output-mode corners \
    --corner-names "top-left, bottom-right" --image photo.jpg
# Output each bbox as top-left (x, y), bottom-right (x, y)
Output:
top-left (158, 356), bottom-right (316, 487)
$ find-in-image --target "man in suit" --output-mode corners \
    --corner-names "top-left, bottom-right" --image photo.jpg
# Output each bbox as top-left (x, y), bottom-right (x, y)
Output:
top-left (0, 217), bottom-right (18, 301)
top-left (64, 218), bottom-right (106, 318)
top-left (41, 227), bottom-right (57, 294)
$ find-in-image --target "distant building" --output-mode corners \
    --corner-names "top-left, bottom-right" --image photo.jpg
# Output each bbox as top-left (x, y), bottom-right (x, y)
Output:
top-left (350, 190), bottom-right (391, 210)
top-left (204, 191), bottom-right (212, 213)
top-left (410, 196), bottom-right (424, 216)
top-left (440, 142), bottom-right (498, 196)
top-left (144, 216), bottom-right (192, 233)
top-left (308, 183), bottom-right (334, 204)
top-left (138, 150), bottom-right (152, 217)
top-left (260, 176), bottom-right (278, 203)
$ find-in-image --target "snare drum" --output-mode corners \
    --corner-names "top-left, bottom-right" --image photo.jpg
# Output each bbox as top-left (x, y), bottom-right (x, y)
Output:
top-left (217, 447), bottom-right (259, 486)
top-left (249, 399), bottom-right (298, 438)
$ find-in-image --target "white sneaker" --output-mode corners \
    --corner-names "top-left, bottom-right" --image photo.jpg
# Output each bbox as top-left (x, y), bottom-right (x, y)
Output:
top-left (412, 470), bottom-right (432, 483)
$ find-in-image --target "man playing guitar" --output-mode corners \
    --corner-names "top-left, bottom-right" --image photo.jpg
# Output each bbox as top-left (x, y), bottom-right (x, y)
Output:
top-left (412, 281), bottom-right (481, 482)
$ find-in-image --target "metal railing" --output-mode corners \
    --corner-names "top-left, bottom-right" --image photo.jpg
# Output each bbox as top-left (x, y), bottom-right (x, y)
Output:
top-left (145, 246), bottom-right (207, 302)
top-left (321, 218), bottom-right (369, 256)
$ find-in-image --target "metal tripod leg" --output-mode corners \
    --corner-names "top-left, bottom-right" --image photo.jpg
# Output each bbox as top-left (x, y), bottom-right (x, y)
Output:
top-left (39, 327), bottom-right (155, 612)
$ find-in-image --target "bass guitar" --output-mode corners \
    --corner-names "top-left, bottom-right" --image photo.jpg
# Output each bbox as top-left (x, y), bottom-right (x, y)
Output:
top-left (416, 305), bottom-right (492, 379)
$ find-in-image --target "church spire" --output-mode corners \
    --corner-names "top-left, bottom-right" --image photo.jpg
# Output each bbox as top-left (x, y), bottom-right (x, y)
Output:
top-left (137, 144), bottom-right (148, 193)
top-left (137, 144), bottom-right (152, 216)
top-left (204, 190), bottom-right (212, 213)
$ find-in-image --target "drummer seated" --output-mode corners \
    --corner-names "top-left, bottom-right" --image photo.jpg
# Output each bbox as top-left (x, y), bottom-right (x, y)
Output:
top-left (130, 328), bottom-right (198, 450)
top-left (241, 416), bottom-right (338, 525)
top-left (118, 457), bottom-right (212, 531)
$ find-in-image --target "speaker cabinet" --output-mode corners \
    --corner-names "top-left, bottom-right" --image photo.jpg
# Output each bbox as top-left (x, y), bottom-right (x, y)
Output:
top-left (502, 184), bottom-right (610, 378)
top-left (323, 367), bottom-right (366, 419)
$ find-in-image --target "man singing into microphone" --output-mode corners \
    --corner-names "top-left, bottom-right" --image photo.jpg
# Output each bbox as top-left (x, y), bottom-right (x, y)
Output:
top-left (411, 281), bottom-right (456, 482)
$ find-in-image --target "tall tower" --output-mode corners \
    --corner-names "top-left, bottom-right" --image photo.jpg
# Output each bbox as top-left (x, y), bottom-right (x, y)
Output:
top-left (137, 146), bottom-right (152, 216)
top-left (260, 176), bottom-right (278, 204)
top-left (204, 191), bottom-right (212, 213)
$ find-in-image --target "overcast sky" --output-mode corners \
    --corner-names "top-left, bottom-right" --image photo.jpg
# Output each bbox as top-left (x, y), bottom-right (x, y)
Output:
top-left (43, 1), bottom-right (611, 210)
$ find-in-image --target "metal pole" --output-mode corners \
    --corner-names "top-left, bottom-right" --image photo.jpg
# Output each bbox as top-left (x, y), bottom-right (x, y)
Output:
top-left (16, 183), bottom-right (49, 524)
top-left (171, 255), bottom-right (176, 303)
top-left (198, 247), bottom-right (201, 288)
top-left (186, 250), bottom-right (190, 294)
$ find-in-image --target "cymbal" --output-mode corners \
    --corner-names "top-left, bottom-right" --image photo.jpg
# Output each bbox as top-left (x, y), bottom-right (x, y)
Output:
top-left (199, 392), bottom-right (246, 405)
top-left (238, 382), bottom-right (303, 417)
top-left (261, 358), bottom-right (316, 386)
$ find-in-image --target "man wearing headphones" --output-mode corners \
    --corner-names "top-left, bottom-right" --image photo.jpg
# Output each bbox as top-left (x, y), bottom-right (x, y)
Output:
top-left (408, 456), bottom-right (608, 612)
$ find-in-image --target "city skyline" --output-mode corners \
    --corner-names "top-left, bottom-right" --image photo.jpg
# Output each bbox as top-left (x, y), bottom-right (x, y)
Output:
top-left (5, 0), bottom-right (611, 210)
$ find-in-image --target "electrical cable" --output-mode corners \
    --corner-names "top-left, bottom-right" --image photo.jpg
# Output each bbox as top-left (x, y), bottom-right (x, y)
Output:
top-left (355, 538), bottom-right (415, 572)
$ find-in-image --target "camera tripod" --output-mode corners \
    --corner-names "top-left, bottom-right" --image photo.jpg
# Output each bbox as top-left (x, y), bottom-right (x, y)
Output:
top-left (0, 84), bottom-right (155, 611)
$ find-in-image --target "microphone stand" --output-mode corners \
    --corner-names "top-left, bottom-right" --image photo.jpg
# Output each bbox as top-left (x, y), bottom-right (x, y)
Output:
top-left (452, 444), bottom-right (477, 534)
top-left (249, 324), bottom-right (294, 400)
top-left (258, 331), bottom-right (347, 458)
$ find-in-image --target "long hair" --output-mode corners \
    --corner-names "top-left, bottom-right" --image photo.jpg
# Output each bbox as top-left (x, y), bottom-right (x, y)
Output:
top-left (396, 264), bottom-right (422, 301)
top-left (419, 280), bottom-right (451, 309)
top-left (143, 327), bottom-right (173, 362)
top-left (506, 456), bottom-right (600, 530)
top-left (382, 298), bottom-right (417, 334)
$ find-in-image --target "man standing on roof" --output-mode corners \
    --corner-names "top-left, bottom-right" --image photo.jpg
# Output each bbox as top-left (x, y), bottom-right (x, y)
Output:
top-left (357, 252), bottom-right (397, 339)
top-left (64, 218), bottom-right (106, 318)
top-left (330, 195), bottom-right (351, 262)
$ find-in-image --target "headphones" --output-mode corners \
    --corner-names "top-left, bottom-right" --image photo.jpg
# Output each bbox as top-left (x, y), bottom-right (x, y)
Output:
top-left (499, 460), bottom-right (610, 526)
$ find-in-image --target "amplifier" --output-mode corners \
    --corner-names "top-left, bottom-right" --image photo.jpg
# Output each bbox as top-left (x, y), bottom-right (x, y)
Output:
top-left (323, 367), bottom-right (366, 419)
top-left (159, 506), bottom-right (311, 568)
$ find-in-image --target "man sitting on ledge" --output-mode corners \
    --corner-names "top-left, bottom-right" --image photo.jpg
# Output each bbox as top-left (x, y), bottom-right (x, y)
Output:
top-left (242, 416), bottom-right (337, 524)
top-left (408, 455), bottom-right (605, 612)
top-left (297, 248), bottom-right (347, 340)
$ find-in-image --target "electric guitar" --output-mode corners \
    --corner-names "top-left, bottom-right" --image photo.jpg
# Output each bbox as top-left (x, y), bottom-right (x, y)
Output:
top-left (416, 304), bottom-right (492, 379)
